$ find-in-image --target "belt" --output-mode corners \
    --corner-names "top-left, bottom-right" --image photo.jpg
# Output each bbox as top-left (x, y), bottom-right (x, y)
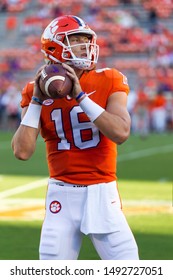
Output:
top-left (57, 182), bottom-right (88, 188)
top-left (49, 179), bottom-right (88, 188)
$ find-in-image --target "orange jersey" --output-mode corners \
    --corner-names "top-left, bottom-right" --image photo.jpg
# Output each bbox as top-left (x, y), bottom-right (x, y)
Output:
top-left (21, 67), bottom-right (129, 184)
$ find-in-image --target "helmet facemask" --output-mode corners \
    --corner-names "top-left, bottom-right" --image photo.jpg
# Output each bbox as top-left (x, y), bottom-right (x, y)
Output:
top-left (61, 31), bottom-right (99, 70)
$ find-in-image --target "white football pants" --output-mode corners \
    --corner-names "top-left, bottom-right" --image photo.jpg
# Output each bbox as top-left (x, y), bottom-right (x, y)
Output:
top-left (39, 179), bottom-right (139, 260)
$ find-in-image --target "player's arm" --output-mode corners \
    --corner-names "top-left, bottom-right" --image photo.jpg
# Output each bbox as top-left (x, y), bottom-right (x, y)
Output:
top-left (63, 63), bottom-right (131, 144)
top-left (11, 102), bottom-right (41, 160)
top-left (94, 91), bottom-right (131, 144)
top-left (11, 68), bottom-right (45, 161)
top-left (77, 91), bottom-right (131, 145)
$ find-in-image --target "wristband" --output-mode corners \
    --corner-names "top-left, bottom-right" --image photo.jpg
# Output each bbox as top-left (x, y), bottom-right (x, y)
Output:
top-left (32, 96), bottom-right (43, 105)
top-left (21, 103), bottom-right (42, 129)
top-left (79, 96), bottom-right (105, 122)
top-left (76, 91), bottom-right (85, 101)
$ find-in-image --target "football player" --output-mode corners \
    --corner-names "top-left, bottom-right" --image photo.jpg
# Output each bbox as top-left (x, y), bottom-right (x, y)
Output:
top-left (11, 15), bottom-right (139, 260)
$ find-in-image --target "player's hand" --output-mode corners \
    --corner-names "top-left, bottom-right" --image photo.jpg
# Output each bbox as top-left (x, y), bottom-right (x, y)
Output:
top-left (33, 65), bottom-right (48, 102)
top-left (62, 63), bottom-right (83, 99)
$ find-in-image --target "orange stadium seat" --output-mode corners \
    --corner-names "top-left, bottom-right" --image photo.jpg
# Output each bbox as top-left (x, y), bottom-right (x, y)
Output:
top-left (6, 16), bottom-right (17, 30)
top-left (7, 0), bottom-right (31, 12)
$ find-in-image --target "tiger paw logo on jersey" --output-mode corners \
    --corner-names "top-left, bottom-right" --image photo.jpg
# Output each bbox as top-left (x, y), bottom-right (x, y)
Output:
top-left (49, 201), bottom-right (62, 213)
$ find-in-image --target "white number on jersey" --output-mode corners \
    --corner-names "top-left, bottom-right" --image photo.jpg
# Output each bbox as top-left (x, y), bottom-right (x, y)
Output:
top-left (51, 107), bottom-right (100, 150)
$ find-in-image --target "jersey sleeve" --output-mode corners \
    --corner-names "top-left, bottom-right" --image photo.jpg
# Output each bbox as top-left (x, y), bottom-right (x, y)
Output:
top-left (20, 81), bottom-right (34, 108)
top-left (104, 68), bottom-right (130, 95)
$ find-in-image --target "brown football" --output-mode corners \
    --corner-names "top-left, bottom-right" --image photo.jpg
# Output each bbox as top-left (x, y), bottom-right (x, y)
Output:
top-left (39, 64), bottom-right (73, 99)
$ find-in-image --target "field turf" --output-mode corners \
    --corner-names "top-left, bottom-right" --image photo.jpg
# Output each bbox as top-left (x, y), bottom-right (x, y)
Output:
top-left (0, 131), bottom-right (173, 260)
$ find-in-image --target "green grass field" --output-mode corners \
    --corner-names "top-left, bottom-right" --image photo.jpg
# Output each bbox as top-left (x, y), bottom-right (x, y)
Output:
top-left (0, 131), bottom-right (173, 260)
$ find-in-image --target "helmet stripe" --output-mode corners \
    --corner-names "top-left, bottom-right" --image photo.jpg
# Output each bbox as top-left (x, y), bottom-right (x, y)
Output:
top-left (72, 16), bottom-right (86, 27)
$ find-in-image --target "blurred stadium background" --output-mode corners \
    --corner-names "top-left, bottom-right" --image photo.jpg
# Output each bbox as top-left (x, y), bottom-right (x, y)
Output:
top-left (0, 0), bottom-right (173, 260)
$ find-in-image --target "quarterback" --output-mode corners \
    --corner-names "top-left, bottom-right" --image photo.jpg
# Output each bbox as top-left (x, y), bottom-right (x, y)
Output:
top-left (11, 15), bottom-right (139, 260)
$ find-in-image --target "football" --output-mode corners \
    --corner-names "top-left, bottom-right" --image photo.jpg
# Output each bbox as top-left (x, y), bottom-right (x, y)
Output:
top-left (39, 64), bottom-right (73, 99)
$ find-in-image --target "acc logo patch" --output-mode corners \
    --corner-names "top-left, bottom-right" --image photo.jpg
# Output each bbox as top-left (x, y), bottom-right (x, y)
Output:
top-left (43, 99), bottom-right (54, 106)
top-left (49, 200), bottom-right (62, 214)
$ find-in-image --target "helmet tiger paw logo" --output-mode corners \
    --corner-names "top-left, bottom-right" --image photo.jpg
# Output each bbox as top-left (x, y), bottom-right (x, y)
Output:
top-left (49, 201), bottom-right (62, 214)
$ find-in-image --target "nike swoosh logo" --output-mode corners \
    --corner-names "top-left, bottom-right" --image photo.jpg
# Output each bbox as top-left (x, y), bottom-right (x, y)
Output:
top-left (87, 90), bottom-right (96, 96)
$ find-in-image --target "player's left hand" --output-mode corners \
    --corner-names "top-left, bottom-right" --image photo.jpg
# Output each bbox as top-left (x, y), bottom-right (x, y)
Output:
top-left (33, 65), bottom-right (49, 102)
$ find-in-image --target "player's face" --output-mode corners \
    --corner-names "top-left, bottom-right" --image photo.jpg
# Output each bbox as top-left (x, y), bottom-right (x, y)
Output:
top-left (65, 34), bottom-right (91, 58)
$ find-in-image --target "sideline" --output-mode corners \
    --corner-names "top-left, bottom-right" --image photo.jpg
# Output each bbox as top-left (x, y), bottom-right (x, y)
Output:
top-left (0, 178), bottom-right (48, 199)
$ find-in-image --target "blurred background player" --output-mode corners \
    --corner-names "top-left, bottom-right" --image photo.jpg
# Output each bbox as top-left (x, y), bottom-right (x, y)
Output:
top-left (11, 15), bottom-right (139, 260)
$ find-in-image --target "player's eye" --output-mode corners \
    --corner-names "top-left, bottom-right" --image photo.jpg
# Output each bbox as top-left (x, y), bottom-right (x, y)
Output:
top-left (71, 37), bottom-right (79, 43)
top-left (48, 47), bottom-right (55, 52)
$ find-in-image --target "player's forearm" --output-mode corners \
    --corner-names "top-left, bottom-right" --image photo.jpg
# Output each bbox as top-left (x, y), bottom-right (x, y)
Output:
top-left (11, 126), bottom-right (38, 160)
top-left (94, 110), bottom-right (131, 144)
top-left (11, 102), bottom-right (41, 160)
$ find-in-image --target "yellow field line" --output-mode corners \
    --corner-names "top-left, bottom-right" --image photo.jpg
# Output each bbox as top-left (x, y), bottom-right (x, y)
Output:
top-left (0, 198), bottom-right (172, 221)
